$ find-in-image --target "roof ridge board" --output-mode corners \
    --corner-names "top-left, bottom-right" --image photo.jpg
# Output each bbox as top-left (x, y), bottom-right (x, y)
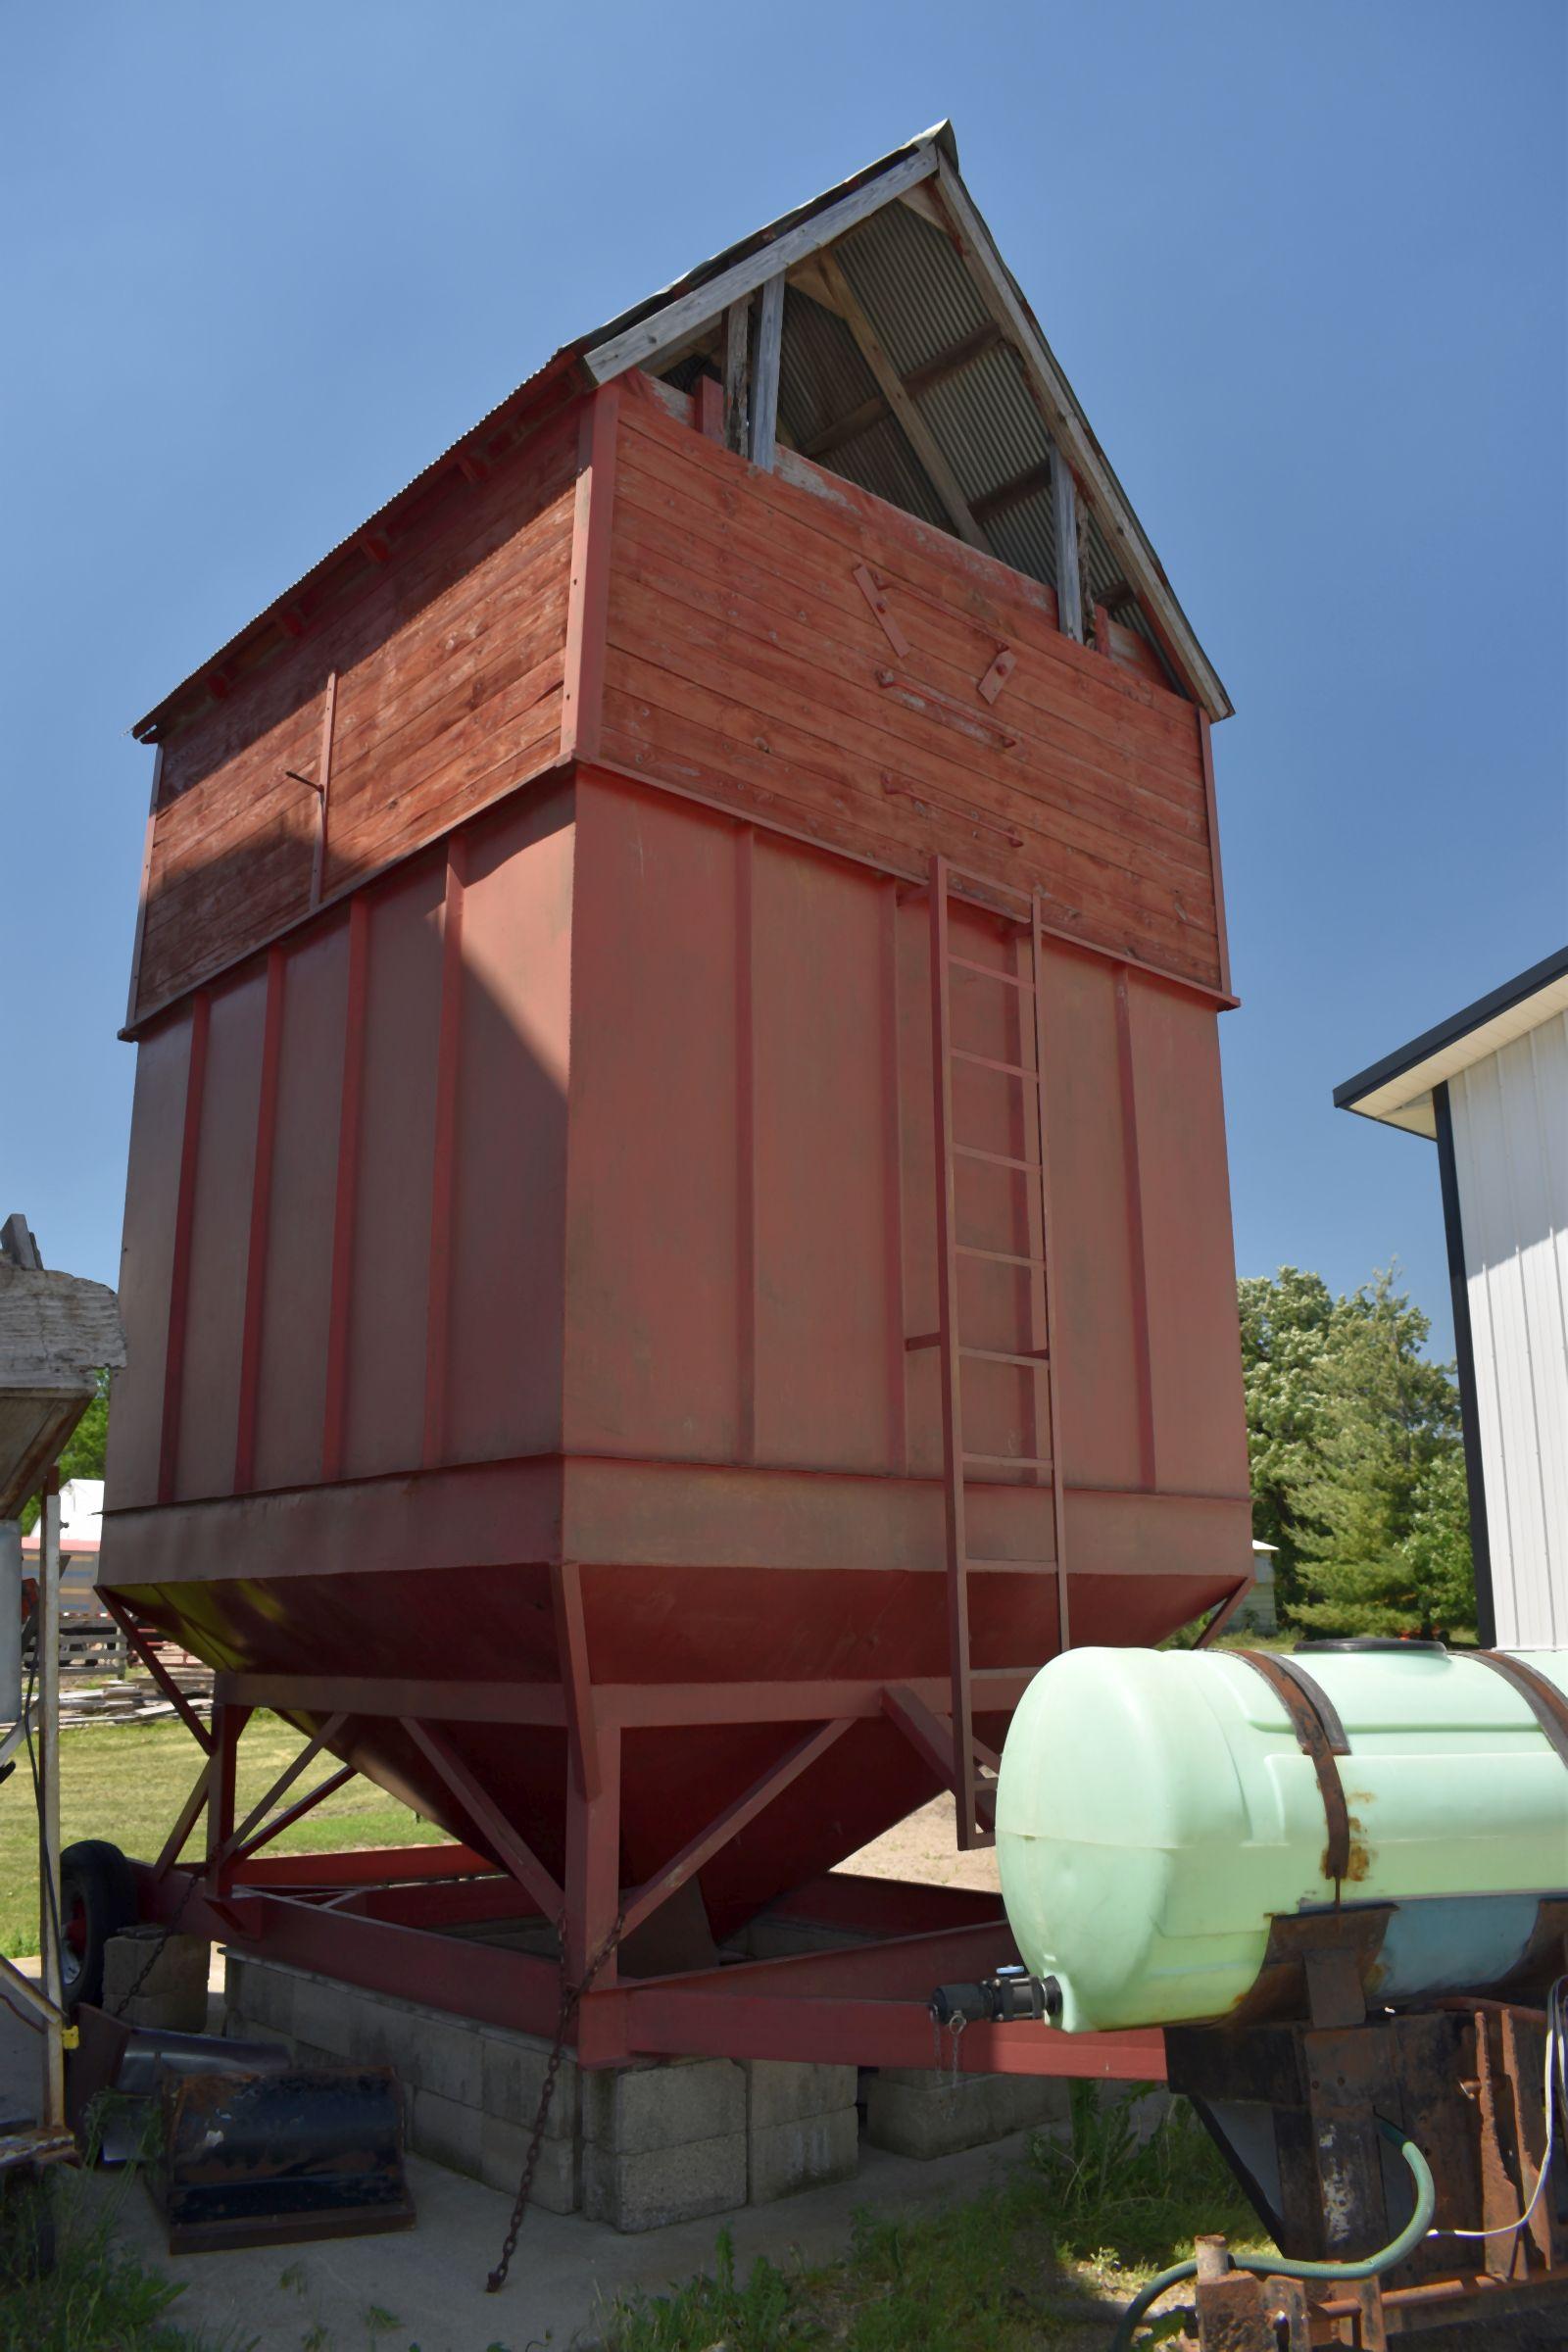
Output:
top-left (581, 145), bottom-right (945, 385)
top-left (580, 124), bottom-right (958, 366)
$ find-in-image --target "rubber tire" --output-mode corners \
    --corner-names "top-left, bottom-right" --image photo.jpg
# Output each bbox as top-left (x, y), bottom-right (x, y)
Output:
top-left (58, 1839), bottom-right (139, 2013)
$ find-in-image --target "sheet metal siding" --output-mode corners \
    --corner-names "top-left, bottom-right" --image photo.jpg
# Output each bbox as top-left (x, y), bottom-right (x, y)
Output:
top-left (1450, 1013), bottom-right (1568, 1645)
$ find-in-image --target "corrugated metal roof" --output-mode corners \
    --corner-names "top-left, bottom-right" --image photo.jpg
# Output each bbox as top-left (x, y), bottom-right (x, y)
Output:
top-left (134, 121), bottom-right (1227, 739)
top-left (832, 201), bottom-right (992, 375)
top-left (777, 286), bottom-right (878, 452)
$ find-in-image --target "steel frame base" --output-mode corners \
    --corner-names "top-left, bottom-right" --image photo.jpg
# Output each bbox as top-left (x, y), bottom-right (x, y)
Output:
top-left (139, 1848), bottom-right (1163, 2081)
top-left (117, 1651), bottom-right (1166, 2082)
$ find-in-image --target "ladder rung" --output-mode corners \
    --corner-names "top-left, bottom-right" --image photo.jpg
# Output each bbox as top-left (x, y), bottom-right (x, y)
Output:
top-left (949, 954), bottom-right (1034, 993)
top-left (905, 1332), bottom-right (940, 1351)
top-left (951, 1048), bottom-right (1038, 1081)
top-left (963, 1555), bottom-right (1054, 1572)
top-left (959, 1346), bottom-right (1049, 1368)
top-left (956, 1244), bottom-right (1047, 1270)
top-left (955, 1144), bottom-right (1042, 1173)
top-left (963, 1451), bottom-right (1054, 1471)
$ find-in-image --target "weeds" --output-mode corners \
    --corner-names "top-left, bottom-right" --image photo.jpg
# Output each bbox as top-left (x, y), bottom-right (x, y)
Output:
top-left (1032, 2083), bottom-right (1259, 2267)
top-left (603, 2230), bottom-right (802, 2350)
top-left (0, 2168), bottom-right (243, 2352)
top-left (603, 2090), bottom-right (1269, 2352)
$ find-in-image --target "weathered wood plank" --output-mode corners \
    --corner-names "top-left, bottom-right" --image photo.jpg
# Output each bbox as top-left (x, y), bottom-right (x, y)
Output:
top-left (612, 502), bottom-right (1210, 852)
top-left (1052, 451), bottom-right (1084, 645)
top-left (329, 600), bottom-right (568, 821)
top-left (155, 415), bottom-right (578, 806)
top-left (599, 687), bottom-right (1216, 987)
top-left (602, 651), bottom-right (1215, 980)
top-left (607, 574), bottom-right (1213, 905)
top-left (134, 419), bottom-right (578, 1021)
top-left (747, 275), bottom-right (785, 470)
top-left (616, 398), bottom-right (1200, 757)
top-left (721, 301), bottom-right (750, 455)
top-left (617, 377), bottom-right (1195, 742)
top-left (612, 428), bottom-right (1209, 799)
top-left (602, 397), bottom-right (1219, 987)
top-left (326, 506), bottom-right (571, 772)
top-left (582, 144), bottom-right (939, 383)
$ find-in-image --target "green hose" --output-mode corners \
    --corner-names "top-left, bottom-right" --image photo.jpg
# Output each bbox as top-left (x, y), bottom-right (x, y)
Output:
top-left (1107, 2117), bottom-right (1436, 2351)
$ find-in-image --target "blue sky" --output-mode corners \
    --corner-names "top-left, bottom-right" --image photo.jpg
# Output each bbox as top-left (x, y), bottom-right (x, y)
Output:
top-left (5, 2), bottom-right (1564, 1358)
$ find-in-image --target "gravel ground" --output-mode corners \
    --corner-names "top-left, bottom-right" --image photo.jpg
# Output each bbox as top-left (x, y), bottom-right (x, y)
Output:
top-left (840, 1790), bottom-right (1003, 1891)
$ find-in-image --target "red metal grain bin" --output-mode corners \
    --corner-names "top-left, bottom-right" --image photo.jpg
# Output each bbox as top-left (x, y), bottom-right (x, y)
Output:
top-left (101, 129), bottom-right (1251, 2059)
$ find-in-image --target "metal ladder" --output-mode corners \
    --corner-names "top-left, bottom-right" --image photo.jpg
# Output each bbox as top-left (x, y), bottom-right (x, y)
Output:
top-left (915, 853), bottom-right (1069, 1849)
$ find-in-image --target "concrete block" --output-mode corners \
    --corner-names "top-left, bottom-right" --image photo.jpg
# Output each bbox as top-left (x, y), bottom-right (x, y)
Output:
top-left (864, 2070), bottom-right (1071, 2160)
top-left (335, 1990), bottom-right (401, 2072)
top-left (287, 1972), bottom-right (367, 2066)
top-left (410, 2084), bottom-right (483, 2179)
top-left (479, 2028), bottom-right (578, 2139)
top-left (103, 1932), bottom-right (209, 2034)
top-left (748, 2108), bottom-right (858, 2204)
top-left (477, 2114), bottom-right (576, 2215)
top-left (224, 1955), bottom-right (298, 2036)
top-left (388, 2005), bottom-right (482, 2107)
top-left (112, 1989), bottom-right (205, 2034)
top-left (221, 2010), bottom-right (292, 2053)
top-left (582, 2132), bottom-right (747, 2232)
top-left (745, 2058), bottom-right (858, 2130)
top-left (583, 2057), bottom-right (745, 2156)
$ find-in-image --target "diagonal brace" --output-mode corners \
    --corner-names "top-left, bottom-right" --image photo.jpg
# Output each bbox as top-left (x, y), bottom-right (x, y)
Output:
top-left (230, 1764), bottom-right (356, 1868)
top-left (620, 1717), bottom-right (854, 1941)
top-left (214, 1712), bottom-right (350, 1869)
top-left (405, 1719), bottom-right (564, 1921)
top-left (155, 1753), bottom-right (216, 1880)
top-left (101, 1594), bottom-right (213, 1752)
top-left (882, 1684), bottom-right (999, 1825)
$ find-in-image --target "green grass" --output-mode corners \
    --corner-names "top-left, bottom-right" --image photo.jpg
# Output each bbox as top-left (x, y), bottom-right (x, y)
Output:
top-left (2, 1705), bottom-right (443, 1959)
top-left (0, 2164), bottom-right (248, 2352)
top-left (602, 2087), bottom-right (1268, 2352)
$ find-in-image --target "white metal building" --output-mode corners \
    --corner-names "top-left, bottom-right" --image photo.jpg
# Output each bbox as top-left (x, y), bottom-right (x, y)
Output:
top-left (1336, 946), bottom-right (1568, 1647)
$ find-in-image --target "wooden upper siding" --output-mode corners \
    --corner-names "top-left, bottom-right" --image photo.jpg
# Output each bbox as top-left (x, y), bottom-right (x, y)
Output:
top-left (129, 404), bottom-right (580, 1024)
top-left (128, 364), bottom-right (1226, 1028)
top-left (603, 377), bottom-right (1223, 994)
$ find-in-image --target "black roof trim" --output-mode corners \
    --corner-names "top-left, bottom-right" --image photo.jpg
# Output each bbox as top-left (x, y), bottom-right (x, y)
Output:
top-left (1334, 942), bottom-right (1568, 1113)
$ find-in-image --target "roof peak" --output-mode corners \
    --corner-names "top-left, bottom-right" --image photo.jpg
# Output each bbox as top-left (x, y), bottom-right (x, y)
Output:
top-left (134, 124), bottom-right (1228, 742)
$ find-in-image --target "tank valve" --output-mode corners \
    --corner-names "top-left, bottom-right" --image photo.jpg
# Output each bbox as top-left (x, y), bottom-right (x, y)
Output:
top-left (929, 1964), bottom-right (1058, 2026)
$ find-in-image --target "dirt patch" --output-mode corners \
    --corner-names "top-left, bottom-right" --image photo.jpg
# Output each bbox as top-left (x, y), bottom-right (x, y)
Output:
top-left (837, 1791), bottom-right (1003, 1893)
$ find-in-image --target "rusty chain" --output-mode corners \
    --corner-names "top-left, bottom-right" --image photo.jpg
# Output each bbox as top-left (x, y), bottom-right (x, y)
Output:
top-left (486, 1908), bottom-right (625, 2294)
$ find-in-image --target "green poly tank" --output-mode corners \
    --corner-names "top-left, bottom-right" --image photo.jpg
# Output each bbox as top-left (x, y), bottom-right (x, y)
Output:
top-left (995, 1644), bottom-right (1568, 2033)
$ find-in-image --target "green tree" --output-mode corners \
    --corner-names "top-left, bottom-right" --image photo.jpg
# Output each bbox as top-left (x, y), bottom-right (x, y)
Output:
top-left (1398, 1446), bottom-right (1477, 1636)
top-left (1238, 1267), bottom-right (1475, 1637)
top-left (1237, 1267), bottom-right (1340, 1609)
